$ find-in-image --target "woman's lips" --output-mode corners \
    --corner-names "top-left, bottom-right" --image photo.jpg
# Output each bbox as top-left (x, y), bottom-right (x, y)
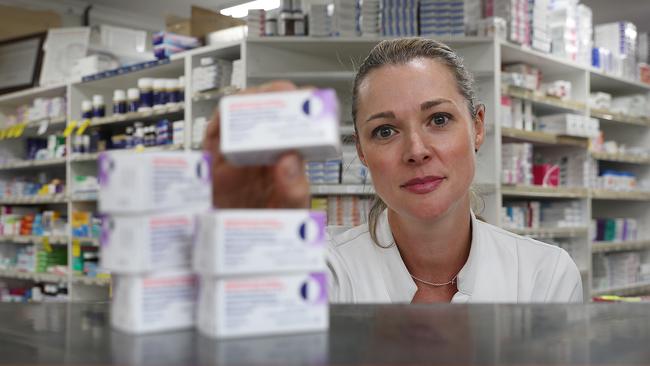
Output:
top-left (401, 176), bottom-right (444, 194)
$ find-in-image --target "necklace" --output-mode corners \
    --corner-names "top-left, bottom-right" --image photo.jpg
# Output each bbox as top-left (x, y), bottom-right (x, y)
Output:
top-left (410, 273), bottom-right (458, 287)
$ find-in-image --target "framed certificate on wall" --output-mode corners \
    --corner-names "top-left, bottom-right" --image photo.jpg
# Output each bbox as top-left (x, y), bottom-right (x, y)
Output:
top-left (0, 32), bottom-right (46, 95)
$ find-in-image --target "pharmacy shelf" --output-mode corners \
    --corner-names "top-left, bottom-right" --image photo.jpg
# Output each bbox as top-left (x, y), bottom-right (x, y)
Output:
top-left (71, 276), bottom-right (111, 287)
top-left (310, 184), bottom-right (375, 195)
top-left (71, 237), bottom-right (100, 246)
top-left (0, 194), bottom-right (67, 205)
top-left (248, 36), bottom-right (494, 45)
top-left (192, 86), bottom-right (239, 102)
top-left (503, 86), bottom-right (586, 113)
top-left (248, 71), bottom-right (356, 83)
top-left (25, 115), bottom-right (67, 129)
top-left (590, 152), bottom-right (650, 165)
top-left (0, 83), bottom-right (67, 105)
top-left (590, 109), bottom-right (650, 127)
top-left (500, 41), bottom-right (587, 75)
top-left (90, 105), bottom-right (184, 128)
top-left (592, 281), bottom-right (650, 297)
top-left (501, 127), bottom-right (589, 147)
top-left (0, 157), bottom-right (66, 171)
top-left (507, 227), bottom-right (589, 238)
top-left (501, 185), bottom-right (589, 199)
top-left (589, 68), bottom-right (650, 95)
top-left (69, 192), bottom-right (98, 202)
top-left (70, 144), bottom-right (184, 162)
top-left (0, 235), bottom-right (68, 245)
top-left (591, 190), bottom-right (650, 201)
top-left (0, 269), bottom-right (67, 283)
top-left (592, 240), bottom-right (650, 254)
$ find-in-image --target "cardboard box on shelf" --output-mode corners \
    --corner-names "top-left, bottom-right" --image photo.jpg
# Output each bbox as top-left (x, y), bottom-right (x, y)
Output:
top-left (166, 6), bottom-right (245, 40)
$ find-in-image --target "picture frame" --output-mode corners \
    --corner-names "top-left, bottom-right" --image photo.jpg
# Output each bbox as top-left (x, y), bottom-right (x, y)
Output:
top-left (0, 32), bottom-right (46, 95)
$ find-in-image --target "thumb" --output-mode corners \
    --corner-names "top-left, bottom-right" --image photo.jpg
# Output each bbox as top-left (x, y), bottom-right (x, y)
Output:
top-left (270, 152), bottom-right (310, 208)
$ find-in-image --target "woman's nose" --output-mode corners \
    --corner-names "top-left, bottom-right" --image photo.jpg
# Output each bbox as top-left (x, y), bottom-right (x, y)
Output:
top-left (403, 130), bottom-right (432, 165)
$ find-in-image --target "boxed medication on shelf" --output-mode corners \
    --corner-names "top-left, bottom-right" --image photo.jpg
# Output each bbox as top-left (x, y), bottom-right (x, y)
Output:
top-left (197, 272), bottom-right (328, 338)
top-left (111, 270), bottom-right (197, 334)
top-left (101, 209), bottom-right (202, 273)
top-left (219, 89), bottom-right (341, 165)
top-left (193, 210), bottom-right (326, 276)
top-left (98, 151), bottom-right (211, 213)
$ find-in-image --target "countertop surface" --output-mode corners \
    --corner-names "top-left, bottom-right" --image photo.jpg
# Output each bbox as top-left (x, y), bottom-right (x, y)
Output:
top-left (1, 303), bottom-right (650, 365)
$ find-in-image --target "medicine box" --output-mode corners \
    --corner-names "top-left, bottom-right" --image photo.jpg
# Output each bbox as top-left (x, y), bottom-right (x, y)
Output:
top-left (111, 270), bottom-right (197, 334)
top-left (101, 209), bottom-right (202, 273)
top-left (98, 151), bottom-right (212, 214)
top-left (219, 89), bottom-right (341, 165)
top-left (193, 210), bottom-right (326, 276)
top-left (197, 272), bottom-right (329, 338)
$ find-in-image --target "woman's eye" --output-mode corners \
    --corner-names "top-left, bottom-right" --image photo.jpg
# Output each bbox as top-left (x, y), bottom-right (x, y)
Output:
top-left (430, 113), bottom-right (450, 127)
top-left (372, 126), bottom-right (396, 139)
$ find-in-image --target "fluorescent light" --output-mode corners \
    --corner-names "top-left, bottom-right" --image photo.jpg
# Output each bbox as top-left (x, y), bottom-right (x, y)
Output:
top-left (220, 0), bottom-right (281, 18)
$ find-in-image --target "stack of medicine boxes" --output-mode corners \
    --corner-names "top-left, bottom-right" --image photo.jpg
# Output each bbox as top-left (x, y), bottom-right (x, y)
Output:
top-left (192, 88), bottom-right (340, 338)
top-left (98, 151), bottom-right (212, 333)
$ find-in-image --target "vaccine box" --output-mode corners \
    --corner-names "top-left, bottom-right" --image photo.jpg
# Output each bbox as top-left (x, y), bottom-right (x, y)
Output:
top-left (98, 151), bottom-right (212, 214)
top-left (111, 270), bottom-right (197, 334)
top-left (197, 272), bottom-right (329, 338)
top-left (193, 210), bottom-right (326, 276)
top-left (219, 89), bottom-right (341, 165)
top-left (101, 209), bottom-right (202, 273)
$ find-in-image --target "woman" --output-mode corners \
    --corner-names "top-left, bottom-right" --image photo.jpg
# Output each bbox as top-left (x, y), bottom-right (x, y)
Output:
top-left (205, 38), bottom-right (583, 303)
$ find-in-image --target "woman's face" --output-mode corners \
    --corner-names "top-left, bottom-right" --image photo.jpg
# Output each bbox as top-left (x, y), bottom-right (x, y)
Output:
top-left (355, 58), bottom-right (484, 222)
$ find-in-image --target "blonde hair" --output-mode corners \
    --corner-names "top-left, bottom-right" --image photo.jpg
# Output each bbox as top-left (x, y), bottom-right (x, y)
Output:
top-left (352, 38), bottom-right (481, 245)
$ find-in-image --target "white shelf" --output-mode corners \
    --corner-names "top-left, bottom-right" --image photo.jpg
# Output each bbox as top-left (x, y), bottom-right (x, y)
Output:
top-left (248, 71), bottom-right (356, 83)
top-left (70, 144), bottom-right (184, 162)
top-left (592, 281), bottom-right (650, 297)
top-left (310, 184), bottom-right (375, 195)
top-left (589, 68), bottom-right (650, 95)
top-left (69, 192), bottom-right (98, 202)
top-left (501, 185), bottom-right (589, 198)
top-left (192, 86), bottom-right (238, 102)
top-left (507, 227), bottom-right (589, 238)
top-left (0, 158), bottom-right (66, 171)
top-left (500, 41), bottom-right (587, 75)
top-left (0, 269), bottom-right (67, 283)
top-left (71, 276), bottom-right (111, 287)
top-left (592, 240), bottom-right (650, 253)
top-left (501, 127), bottom-right (589, 147)
top-left (591, 190), bottom-right (650, 201)
top-left (0, 194), bottom-right (67, 205)
top-left (590, 109), bottom-right (650, 127)
top-left (90, 105), bottom-right (184, 127)
top-left (503, 86), bottom-right (586, 113)
top-left (0, 83), bottom-right (67, 104)
top-left (591, 152), bottom-right (650, 165)
top-left (0, 235), bottom-right (68, 245)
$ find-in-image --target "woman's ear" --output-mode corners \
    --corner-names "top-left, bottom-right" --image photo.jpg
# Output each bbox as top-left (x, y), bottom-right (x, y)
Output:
top-left (473, 104), bottom-right (486, 152)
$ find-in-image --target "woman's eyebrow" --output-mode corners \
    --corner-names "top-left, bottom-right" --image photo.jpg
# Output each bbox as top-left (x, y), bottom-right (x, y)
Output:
top-left (365, 111), bottom-right (395, 123)
top-left (420, 98), bottom-right (453, 111)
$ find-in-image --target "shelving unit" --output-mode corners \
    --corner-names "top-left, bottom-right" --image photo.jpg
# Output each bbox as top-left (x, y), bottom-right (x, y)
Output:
top-left (1, 35), bottom-right (649, 301)
top-left (592, 240), bottom-right (650, 253)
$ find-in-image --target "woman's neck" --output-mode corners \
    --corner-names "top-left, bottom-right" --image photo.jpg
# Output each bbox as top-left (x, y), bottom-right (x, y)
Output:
top-left (387, 196), bottom-right (472, 283)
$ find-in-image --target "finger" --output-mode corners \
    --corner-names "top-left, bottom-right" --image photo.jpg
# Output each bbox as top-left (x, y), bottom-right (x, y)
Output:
top-left (269, 152), bottom-right (310, 209)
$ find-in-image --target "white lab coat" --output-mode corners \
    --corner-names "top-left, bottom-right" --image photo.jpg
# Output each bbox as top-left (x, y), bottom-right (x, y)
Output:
top-left (326, 210), bottom-right (583, 303)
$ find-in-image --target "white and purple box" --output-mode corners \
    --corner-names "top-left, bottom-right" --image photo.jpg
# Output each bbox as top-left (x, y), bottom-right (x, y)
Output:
top-left (100, 209), bottom-right (202, 274)
top-left (98, 151), bottom-right (212, 214)
top-left (197, 272), bottom-right (329, 338)
top-left (219, 89), bottom-right (341, 165)
top-left (193, 209), bottom-right (327, 276)
top-left (111, 270), bottom-right (198, 334)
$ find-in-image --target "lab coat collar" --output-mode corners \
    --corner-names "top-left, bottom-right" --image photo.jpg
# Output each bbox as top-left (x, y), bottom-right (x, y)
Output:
top-left (375, 209), bottom-right (497, 303)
